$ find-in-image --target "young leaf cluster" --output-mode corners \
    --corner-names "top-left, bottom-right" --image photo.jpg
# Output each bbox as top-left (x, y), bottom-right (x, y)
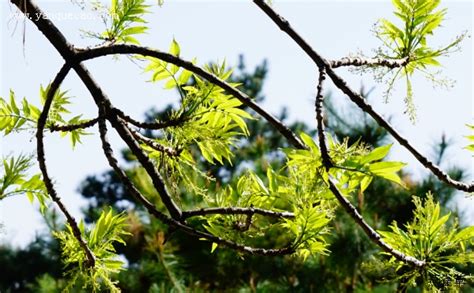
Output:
top-left (104, 0), bottom-right (150, 44)
top-left (144, 40), bottom-right (253, 166)
top-left (0, 90), bottom-right (40, 135)
top-left (54, 209), bottom-right (131, 292)
top-left (0, 154), bottom-right (48, 213)
top-left (377, 193), bottom-right (474, 290)
top-left (372, 0), bottom-right (467, 122)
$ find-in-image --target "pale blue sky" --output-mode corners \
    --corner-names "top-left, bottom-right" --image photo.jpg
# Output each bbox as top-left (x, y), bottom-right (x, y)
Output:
top-left (0, 0), bottom-right (472, 247)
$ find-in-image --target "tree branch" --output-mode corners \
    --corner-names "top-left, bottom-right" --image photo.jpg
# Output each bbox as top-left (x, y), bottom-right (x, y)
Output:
top-left (330, 56), bottom-right (410, 68)
top-left (253, 0), bottom-right (473, 193)
top-left (314, 69), bottom-right (332, 170)
top-left (36, 63), bottom-right (96, 268)
top-left (128, 126), bottom-right (182, 157)
top-left (113, 107), bottom-right (186, 130)
top-left (182, 207), bottom-right (295, 219)
top-left (49, 118), bottom-right (99, 132)
top-left (74, 45), bottom-right (306, 150)
top-left (256, 0), bottom-right (426, 268)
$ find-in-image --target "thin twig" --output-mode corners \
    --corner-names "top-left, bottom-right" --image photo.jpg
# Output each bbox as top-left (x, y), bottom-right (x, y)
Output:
top-left (113, 107), bottom-right (185, 130)
top-left (128, 125), bottom-right (182, 157)
top-left (315, 68), bottom-right (332, 170)
top-left (182, 207), bottom-right (295, 219)
top-left (330, 56), bottom-right (410, 69)
top-left (49, 117), bottom-right (99, 132)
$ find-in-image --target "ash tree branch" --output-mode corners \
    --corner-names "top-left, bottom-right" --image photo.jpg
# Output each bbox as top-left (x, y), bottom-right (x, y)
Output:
top-left (253, 0), bottom-right (473, 193)
top-left (127, 126), bottom-right (182, 157)
top-left (330, 56), bottom-right (410, 68)
top-left (36, 62), bottom-right (96, 269)
top-left (182, 207), bottom-right (295, 220)
top-left (314, 67), bottom-right (425, 267)
top-left (314, 69), bottom-right (332, 170)
top-left (49, 117), bottom-right (99, 132)
top-left (113, 107), bottom-right (186, 130)
top-left (255, 0), bottom-right (426, 268)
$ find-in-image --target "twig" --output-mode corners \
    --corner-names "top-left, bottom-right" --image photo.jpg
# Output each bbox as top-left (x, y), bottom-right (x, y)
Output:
top-left (35, 63), bottom-right (96, 268)
top-left (113, 107), bottom-right (185, 130)
top-left (330, 56), bottom-right (410, 69)
top-left (182, 207), bottom-right (295, 219)
top-left (49, 117), bottom-right (99, 132)
top-left (128, 125), bottom-right (182, 157)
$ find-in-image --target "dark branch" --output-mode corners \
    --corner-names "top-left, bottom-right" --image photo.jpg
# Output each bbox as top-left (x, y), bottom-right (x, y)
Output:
top-left (74, 45), bottom-right (306, 150)
top-left (314, 69), bottom-right (332, 170)
top-left (49, 118), bottom-right (99, 132)
top-left (113, 107), bottom-right (185, 130)
top-left (330, 56), bottom-right (410, 68)
top-left (128, 124), bottom-right (182, 157)
top-left (35, 63), bottom-right (96, 268)
top-left (182, 207), bottom-right (295, 219)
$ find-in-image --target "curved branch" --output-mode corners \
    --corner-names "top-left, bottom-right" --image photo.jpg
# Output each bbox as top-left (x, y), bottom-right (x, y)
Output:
top-left (74, 45), bottom-right (305, 150)
top-left (253, 0), bottom-right (473, 193)
top-left (314, 67), bottom-right (425, 267)
top-left (36, 63), bottom-right (96, 268)
top-left (182, 207), bottom-right (295, 220)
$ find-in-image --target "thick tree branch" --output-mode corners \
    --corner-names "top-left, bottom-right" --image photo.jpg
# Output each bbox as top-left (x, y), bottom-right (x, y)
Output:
top-left (253, 0), bottom-right (473, 193)
top-left (36, 63), bottom-right (96, 268)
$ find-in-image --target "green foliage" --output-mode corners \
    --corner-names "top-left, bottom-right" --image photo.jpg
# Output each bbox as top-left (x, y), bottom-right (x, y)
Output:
top-left (0, 86), bottom-right (91, 148)
top-left (54, 209), bottom-right (131, 292)
top-left (373, 0), bottom-right (467, 122)
top-left (376, 193), bottom-right (474, 290)
top-left (0, 90), bottom-right (40, 135)
top-left (105, 0), bottom-right (150, 44)
top-left (0, 154), bottom-right (48, 213)
top-left (144, 40), bottom-right (253, 167)
top-left (465, 124), bottom-right (474, 155)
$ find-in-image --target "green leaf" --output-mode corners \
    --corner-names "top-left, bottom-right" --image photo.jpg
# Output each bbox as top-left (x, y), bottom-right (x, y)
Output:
top-left (360, 144), bottom-right (393, 164)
